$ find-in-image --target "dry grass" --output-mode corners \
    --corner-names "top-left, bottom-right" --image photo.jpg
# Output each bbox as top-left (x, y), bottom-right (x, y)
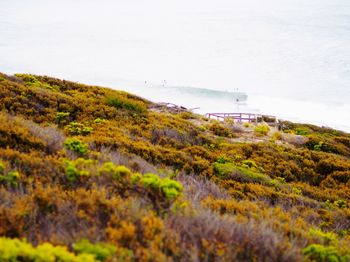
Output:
top-left (23, 122), bottom-right (65, 154)
top-left (167, 210), bottom-right (302, 262)
top-left (281, 133), bottom-right (308, 146)
top-left (177, 174), bottom-right (228, 206)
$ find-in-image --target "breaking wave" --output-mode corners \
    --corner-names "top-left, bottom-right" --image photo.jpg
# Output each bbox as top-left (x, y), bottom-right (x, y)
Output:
top-left (152, 84), bottom-right (248, 101)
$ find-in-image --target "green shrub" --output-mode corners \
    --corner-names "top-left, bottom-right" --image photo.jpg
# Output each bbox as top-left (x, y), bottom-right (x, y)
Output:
top-left (309, 229), bottom-right (338, 245)
top-left (0, 161), bottom-right (20, 186)
top-left (140, 173), bottom-right (183, 200)
top-left (142, 173), bottom-right (162, 189)
top-left (65, 161), bottom-right (80, 182)
top-left (213, 162), bottom-right (236, 179)
top-left (324, 199), bottom-right (348, 210)
top-left (178, 111), bottom-right (194, 119)
top-left (160, 177), bottom-right (183, 199)
top-left (65, 158), bottom-right (94, 182)
top-left (216, 155), bottom-right (228, 164)
top-left (213, 162), bottom-right (271, 184)
top-left (208, 122), bottom-right (232, 137)
top-left (314, 141), bottom-right (324, 151)
top-left (55, 112), bottom-right (70, 125)
top-left (107, 97), bottom-right (146, 114)
top-left (303, 244), bottom-right (350, 262)
top-left (254, 123), bottom-right (270, 136)
top-left (130, 172), bottom-right (142, 184)
top-left (0, 237), bottom-right (96, 262)
top-left (98, 162), bottom-right (131, 180)
top-left (73, 239), bottom-right (116, 261)
top-left (295, 127), bottom-right (310, 135)
top-left (334, 200), bottom-right (347, 209)
top-left (242, 160), bottom-right (258, 169)
top-left (98, 163), bottom-right (182, 201)
top-left (15, 74), bottom-right (59, 91)
top-left (292, 187), bottom-right (302, 196)
top-left (271, 131), bottom-right (282, 141)
top-left (304, 135), bottom-right (345, 155)
top-left (64, 138), bottom-right (89, 156)
top-left (66, 122), bottom-right (93, 136)
top-left (127, 172), bottom-right (184, 212)
top-left (94, 118), bottom-right (107, 124)
top-left (0, 170), bottom-right (20, 186)
top-left (0, 161), bottom-right (4, 174)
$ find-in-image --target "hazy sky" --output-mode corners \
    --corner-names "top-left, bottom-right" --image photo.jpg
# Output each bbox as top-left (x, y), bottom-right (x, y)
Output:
top-left (1, 0), bottom-right (350, 130)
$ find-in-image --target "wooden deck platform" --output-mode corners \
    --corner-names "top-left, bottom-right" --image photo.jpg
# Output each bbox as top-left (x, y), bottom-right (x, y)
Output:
top-left (205, 112), bottom-right (278, 125)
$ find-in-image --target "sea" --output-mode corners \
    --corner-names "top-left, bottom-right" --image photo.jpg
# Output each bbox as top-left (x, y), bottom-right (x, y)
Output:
top-left (1, 0), bottom-right (350, 132)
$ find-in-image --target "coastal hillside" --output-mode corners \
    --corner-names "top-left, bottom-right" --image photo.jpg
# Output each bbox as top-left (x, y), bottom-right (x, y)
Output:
top-left (0, 73), bottom-right (349, 261)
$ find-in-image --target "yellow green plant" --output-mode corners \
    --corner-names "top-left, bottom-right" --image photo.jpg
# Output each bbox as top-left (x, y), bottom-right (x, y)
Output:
top-left (55, 112), bottom-right (70, 125)
top-left (65, 122), bottom-right (93, 136)
top-left (15, 74), bottom-right (60, 91)
top-left (303, 244), bottom-right (350, 262)
top-left (254, 123), bottom-right (270, 136)
top-left (309, 228), bottom-right (338, 245)
top-left (98, 163), bottom-right (131, 180)
top-left (64, 138), bottom-right (89, 156)
top-left (0, 161), bottom-right (4, 174)
top-left (0, 161), bottom-right (20, 186)
top-left (73, 239), bottom-right (116, 261)
top-left (140, 173), bottom-right (183, 200)
top-left (65, 158), bottom-right (95, 182)
top-left (0, 237), bottom-right (96, 262)
top-left (107, 97), bottom-right (146, 114)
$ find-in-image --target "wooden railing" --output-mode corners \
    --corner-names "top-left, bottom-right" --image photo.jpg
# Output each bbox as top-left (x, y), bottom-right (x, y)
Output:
top-left (205, 112), bottom-right (277, 124)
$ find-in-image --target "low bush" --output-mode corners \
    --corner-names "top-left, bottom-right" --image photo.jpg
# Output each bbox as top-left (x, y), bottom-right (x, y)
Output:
top-left (107, 97), bottom-right (146, 114)
top-left (64, 138), bottom-right (89, 156)
top-left (55, 112), bottom-right (70, 125)
top-left (65, 158), bottom-right (95, 182)
top-left (208, 122), bottom-right (232, 137)
top-left (303, 244), bottom-right (350, 262)
top-left (271, 131), bottom-right (282, 141)
top-left (98, 162), bottom-right (131, 180)
top-left (254, 124), bottom-right (270, 136)
top-left (73, 239), bottom-right (116, 261)
top-left (0, 161), bottom-right (20, 186)
top-left (131, 172), bottom-right (183, 213)
top-left (309, 228), bottom-right (338, 245)
top-left (94, 118), bottom-right (107, 124)
top-left (65, 122), bottom-right (93, 136)
top-left (0, 237), bottom-right (96, 262)
top-left (213, 162), bottom-right (271, 185)
top-left (0, 171), bottom-right (20, 186)
top-left (294, 127), bottom-right (310, 135)
top-left (15, 74), bottom-right (60, 91)
top-left (134, 173), bottom-right (183, 200)
top-left (291, 187), bottom-right (302, 196)
top-left (242, 159), bottom-right (259, 169)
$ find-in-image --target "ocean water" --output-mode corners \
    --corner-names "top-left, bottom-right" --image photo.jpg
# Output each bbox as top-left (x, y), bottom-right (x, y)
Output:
top-left (0, 0), bottom-right (349, 131)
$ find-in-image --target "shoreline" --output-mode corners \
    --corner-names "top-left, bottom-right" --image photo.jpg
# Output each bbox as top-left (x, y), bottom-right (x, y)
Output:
top-left (2, 70), bottom-right (349, 133)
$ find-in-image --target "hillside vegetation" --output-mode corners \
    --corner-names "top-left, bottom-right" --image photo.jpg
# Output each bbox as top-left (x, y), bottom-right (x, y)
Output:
top-left (0, 72), bottom-right (349, 262)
